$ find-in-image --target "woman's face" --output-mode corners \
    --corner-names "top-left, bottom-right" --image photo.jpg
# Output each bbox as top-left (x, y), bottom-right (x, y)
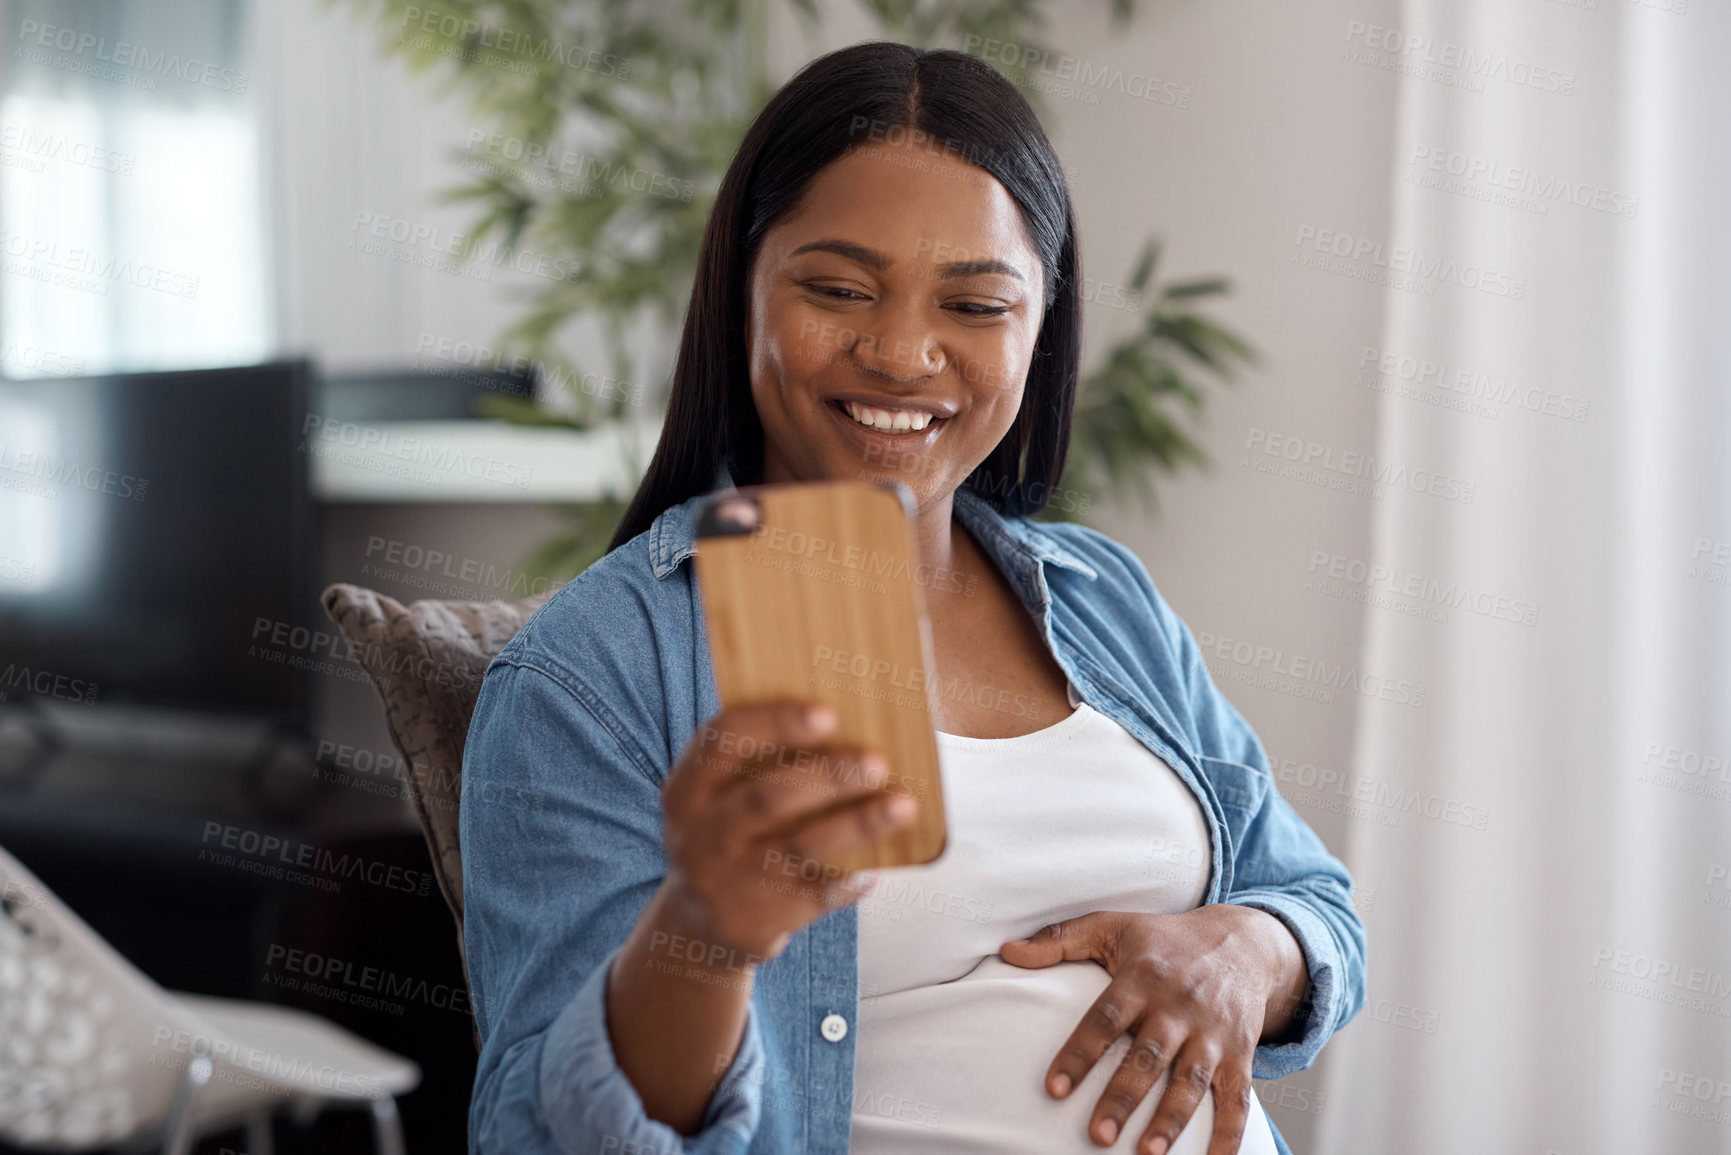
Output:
top-left (744, 137), bottom-right (1047, 513)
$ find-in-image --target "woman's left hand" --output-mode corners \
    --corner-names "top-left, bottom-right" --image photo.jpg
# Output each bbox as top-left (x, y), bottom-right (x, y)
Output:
top-left (998, 905), bottom-right (1309, 1155)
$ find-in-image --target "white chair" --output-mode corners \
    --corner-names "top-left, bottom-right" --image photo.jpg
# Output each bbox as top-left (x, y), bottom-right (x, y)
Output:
top-left (0, 841), bottom-right (420, 1154)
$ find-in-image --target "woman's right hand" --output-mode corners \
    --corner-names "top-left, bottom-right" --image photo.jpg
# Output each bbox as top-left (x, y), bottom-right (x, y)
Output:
top-left (658, 700), bottom-right (917, 961)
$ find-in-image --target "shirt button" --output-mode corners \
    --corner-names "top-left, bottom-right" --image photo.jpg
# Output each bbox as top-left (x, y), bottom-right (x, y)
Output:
top-left (819, 1013), bottom-right (848, 1042)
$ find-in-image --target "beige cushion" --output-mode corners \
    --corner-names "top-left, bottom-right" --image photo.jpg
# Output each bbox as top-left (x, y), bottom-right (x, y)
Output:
top-left (319, 582), bottom-right (550, 1033)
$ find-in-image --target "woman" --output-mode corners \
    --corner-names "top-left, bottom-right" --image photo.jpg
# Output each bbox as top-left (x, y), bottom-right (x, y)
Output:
top-left (461, 40), bottom-right (1365, 1155)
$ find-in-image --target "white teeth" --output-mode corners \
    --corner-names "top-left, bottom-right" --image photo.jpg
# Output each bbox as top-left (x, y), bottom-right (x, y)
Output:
top-left (842, 401), bottom-right (933, 431)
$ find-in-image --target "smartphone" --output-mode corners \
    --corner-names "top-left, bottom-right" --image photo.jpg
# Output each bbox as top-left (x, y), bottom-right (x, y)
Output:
top-left (692, 479), bottom-right (948, 871)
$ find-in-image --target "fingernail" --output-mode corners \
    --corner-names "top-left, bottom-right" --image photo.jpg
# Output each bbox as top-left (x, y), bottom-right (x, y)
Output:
top-left (863, 755), bottom-right (887, 786)
top-left (1096, 1118), bottom-right (1118, 1143)
top-left (1147, 1139), bottom-right (1169, 1155)
top-left (886, 795), bottom-right (916, 822)
top-left (1050, 1072), bottom-right (1072, 1097)
top-left (805, 704), bottom-right (835, 731)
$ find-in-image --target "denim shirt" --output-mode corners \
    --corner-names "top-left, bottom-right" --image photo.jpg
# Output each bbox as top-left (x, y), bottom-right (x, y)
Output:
top-left (460, 464), bottom-right (1367, 1155)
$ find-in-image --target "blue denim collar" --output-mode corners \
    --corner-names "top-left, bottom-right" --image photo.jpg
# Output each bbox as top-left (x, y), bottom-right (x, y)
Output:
top-left (645, 458), bottom-right (1100, 592)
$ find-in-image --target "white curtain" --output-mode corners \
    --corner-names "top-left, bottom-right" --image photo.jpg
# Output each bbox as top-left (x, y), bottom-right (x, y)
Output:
top-left (0, 0), bottom-right (269, 376)
top-left (1316, 2), bottom-right (1731, 1152)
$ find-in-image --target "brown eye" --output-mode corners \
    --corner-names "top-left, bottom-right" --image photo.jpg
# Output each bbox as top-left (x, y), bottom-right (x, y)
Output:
top-left (806, 284), bottom-right (868, 301)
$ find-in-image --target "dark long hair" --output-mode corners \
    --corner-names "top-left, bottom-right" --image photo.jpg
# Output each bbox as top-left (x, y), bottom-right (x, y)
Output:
top-left (606, 40), bottom-right (1082, 552)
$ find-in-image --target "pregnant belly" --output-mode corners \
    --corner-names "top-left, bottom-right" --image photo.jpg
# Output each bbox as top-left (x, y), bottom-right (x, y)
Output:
top-left (850, 957), bottom-right (1280, 1155)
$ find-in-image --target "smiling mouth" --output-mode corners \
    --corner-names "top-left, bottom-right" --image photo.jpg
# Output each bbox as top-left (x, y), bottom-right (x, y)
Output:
top-left (829, 399), bottom-right (944, 433)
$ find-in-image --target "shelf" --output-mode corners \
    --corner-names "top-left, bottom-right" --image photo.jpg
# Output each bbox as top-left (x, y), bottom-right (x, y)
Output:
top-left (307, 416), bottom-right (662, 502)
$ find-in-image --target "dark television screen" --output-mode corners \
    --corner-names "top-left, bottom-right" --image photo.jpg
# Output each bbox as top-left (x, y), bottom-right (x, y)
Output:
top-left (0, 361), bottom-right (315, 724)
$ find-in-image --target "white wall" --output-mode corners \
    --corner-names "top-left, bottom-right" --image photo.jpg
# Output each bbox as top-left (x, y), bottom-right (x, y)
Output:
top-left (251, 0), bottom-right (624, 379)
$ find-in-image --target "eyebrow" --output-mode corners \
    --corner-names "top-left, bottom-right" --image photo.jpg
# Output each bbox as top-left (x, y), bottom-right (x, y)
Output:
top-left (788, 238), bottom-right (1025, 282)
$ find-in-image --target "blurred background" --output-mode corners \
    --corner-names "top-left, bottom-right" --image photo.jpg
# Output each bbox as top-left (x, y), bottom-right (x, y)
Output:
top-left (0, 0), bottom-right (1727, 1152)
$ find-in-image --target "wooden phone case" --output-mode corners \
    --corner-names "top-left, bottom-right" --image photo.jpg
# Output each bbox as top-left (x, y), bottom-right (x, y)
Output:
top-left (692, 479), bottom-right (948, 871)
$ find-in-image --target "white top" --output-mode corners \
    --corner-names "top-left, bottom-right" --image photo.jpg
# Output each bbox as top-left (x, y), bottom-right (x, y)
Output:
top-left (849, 693), bottom-right (1279, 1155)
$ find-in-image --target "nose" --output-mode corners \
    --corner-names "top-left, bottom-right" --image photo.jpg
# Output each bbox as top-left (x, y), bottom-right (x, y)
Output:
top-left (847, 299), bottom-right (945, 381)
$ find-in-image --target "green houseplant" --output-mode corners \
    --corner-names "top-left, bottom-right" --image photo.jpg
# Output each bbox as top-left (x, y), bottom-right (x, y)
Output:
top-left (347, 0), bottom-right (1257, 579)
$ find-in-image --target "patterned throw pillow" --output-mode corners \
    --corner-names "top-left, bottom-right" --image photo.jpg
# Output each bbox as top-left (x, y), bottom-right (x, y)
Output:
top-left (318, 582), bottom-right (550, 1034)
